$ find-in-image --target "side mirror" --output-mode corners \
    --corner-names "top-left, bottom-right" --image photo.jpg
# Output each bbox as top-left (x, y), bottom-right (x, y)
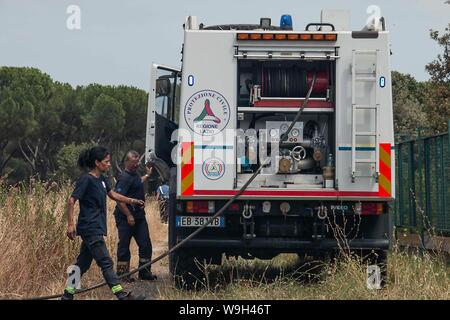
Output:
top-left (156, 78), bottom-right (171, 97)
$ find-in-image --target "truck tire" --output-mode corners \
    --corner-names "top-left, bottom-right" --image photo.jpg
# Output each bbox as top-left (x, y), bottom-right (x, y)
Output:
top-left (146, 156), bottom-right (171, 183)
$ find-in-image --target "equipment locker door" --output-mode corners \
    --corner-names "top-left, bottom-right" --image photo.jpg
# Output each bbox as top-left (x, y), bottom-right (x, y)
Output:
top-left (145, 64), bottom-right (181, 167)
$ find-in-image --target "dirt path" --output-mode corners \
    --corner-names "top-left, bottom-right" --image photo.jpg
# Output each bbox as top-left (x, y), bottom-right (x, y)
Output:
top-left (125, 241), bottom-right (170, 300)
top-left (123, 200), bottom-right (171, 300)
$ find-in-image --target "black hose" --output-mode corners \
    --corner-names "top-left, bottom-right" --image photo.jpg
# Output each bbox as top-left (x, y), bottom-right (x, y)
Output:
top-left (280, 72), bottom-right (317, 143)
top-left (21, 71), bottom-right (318, 301)
top-left (24, 157), bottom-right (270, 300)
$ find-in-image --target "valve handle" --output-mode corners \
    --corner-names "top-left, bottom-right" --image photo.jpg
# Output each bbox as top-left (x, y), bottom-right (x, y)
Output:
top-left (291, 146), bottom-right (306, 161)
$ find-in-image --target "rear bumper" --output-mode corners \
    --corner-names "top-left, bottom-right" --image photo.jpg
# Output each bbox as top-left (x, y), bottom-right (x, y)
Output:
top-left (176, 237), bottom-right (390, 250)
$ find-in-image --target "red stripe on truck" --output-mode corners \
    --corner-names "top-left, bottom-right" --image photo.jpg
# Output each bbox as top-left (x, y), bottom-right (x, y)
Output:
top-left (193, 190), bottom-right (381, 197)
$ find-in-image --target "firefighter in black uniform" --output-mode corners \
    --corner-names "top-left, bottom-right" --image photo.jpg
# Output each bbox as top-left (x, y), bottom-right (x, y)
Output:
top-left (62, 146), bottom-right (145, 300)
top-left (114, 150), bottom-right (157, 281)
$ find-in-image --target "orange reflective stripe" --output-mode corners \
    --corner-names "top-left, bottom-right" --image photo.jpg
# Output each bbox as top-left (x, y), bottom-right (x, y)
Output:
top-left (378, 143), bottom-right (392, 197)
top-left (181, 142), bottom-right (194, 196)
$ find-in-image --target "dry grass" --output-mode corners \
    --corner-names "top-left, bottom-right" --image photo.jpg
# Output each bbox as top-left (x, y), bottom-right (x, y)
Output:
top-left (157, 250), bottom-right (449, 300)
top-left (0, 181), bottom-right (166, 300)
top-left (0, 181), bottom-right (448, 300)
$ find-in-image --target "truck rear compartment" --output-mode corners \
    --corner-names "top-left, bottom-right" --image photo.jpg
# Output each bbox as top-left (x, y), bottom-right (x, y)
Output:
top-left (235, 58), bottom-right (337, 191)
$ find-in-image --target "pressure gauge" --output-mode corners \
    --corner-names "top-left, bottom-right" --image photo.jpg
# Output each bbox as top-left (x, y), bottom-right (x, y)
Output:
top-left (291, 128), bottom-right (300, 137)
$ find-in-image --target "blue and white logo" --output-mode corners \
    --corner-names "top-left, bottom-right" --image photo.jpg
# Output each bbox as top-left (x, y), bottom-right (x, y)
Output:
top-left (379, 76), bottom-right (386, 88)
top-left (184, 90), bottom-right (230, 136)
top-left (202, 158), bottom-right (225, 180)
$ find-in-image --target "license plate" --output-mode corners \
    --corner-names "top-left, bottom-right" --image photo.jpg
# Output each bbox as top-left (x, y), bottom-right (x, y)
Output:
top-left (176, 216), bottom-right (225, 228)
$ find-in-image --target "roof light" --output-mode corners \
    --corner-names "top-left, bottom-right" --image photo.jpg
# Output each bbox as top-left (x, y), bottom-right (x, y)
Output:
top-left (280, 14), bottom-right (293, 30)
top-left (237, 33), bottom-right (250, 40)
top-left (299, 34), bottom-right (311, 40)
top-left (236, 33), bottom-right (337, 41)
top-left (313, 34), bottom-right (324, 40)
top-left (250, 33), bottom-right (262, 40)
top-left (325, 34), bottom-right (337, 41)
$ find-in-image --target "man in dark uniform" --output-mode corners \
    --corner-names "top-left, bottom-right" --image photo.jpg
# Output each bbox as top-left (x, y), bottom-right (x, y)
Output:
top-left (114, 150), bottom-right (157, 281)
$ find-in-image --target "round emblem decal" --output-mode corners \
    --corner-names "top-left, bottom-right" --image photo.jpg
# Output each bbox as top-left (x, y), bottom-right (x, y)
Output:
top-left (184, 90), bottom-right (230, 136)
top-left (202, 158), bottom-right (225, 180)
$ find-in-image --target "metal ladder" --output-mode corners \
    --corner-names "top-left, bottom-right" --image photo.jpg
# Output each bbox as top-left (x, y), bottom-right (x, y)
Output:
top-left (351, 50), bottom-right (380, 183)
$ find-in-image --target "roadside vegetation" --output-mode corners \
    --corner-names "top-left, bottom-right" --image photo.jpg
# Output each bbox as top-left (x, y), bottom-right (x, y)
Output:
top-left (0, 181), bottom-right (448, 300)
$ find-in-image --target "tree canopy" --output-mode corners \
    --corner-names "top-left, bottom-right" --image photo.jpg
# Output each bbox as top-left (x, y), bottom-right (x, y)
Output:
top-left (0, 67), bottom-right (148, 183)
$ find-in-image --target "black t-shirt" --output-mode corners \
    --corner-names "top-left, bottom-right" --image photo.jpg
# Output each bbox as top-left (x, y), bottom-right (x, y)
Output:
top-left (71, 173), bottom-right (111, 236)
top-left (114, 170), bottom-right (145, 220)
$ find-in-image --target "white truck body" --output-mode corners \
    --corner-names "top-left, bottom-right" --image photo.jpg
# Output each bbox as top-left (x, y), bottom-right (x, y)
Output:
top-left (146, 13), bottom-right (395, 202)
top-left (145, 12), bottom-right (394, 286)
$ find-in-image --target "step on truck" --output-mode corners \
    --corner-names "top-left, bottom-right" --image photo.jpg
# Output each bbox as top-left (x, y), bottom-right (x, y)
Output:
top-left (146, 10), bottom-right (395, 288)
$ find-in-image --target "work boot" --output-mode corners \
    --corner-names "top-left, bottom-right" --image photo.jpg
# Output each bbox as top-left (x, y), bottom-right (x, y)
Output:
top-left (116, 261), bottom-right (135, 283)
top-left (138, 258), bottom-right (157, 281)
top-left (115, 290), bottom-right (146, 300)
top-left (60, 288), bottom-right (75, 300)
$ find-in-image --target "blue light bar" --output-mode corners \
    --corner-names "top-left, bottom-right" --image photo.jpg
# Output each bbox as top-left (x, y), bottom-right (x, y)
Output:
top-left (280, 14), bottom-right (293, 30)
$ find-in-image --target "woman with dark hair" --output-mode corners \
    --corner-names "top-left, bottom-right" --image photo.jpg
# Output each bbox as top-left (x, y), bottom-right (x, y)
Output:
top-left (61, 146), bottom-right (145, 300)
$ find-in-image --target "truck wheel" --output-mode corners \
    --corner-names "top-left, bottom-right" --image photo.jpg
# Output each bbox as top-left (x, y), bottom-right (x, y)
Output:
top-left (169, 248), bottom-right (205, 290)
top-left (146, 156), bottom-right (170, 183)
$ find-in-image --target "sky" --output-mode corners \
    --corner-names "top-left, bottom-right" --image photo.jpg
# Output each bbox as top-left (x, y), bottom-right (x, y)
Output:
top-left (1, 0), bottom-right (449, 91)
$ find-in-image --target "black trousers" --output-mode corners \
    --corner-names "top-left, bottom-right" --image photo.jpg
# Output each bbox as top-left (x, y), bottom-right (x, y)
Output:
top-left (75, 235), bottom-right (120, 289)
top-left (115, 216), bottom-right (152, 262)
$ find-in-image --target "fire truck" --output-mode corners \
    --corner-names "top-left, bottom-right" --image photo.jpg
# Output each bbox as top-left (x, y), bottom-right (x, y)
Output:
top-left (146, 10), bottom-right (394, 288)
